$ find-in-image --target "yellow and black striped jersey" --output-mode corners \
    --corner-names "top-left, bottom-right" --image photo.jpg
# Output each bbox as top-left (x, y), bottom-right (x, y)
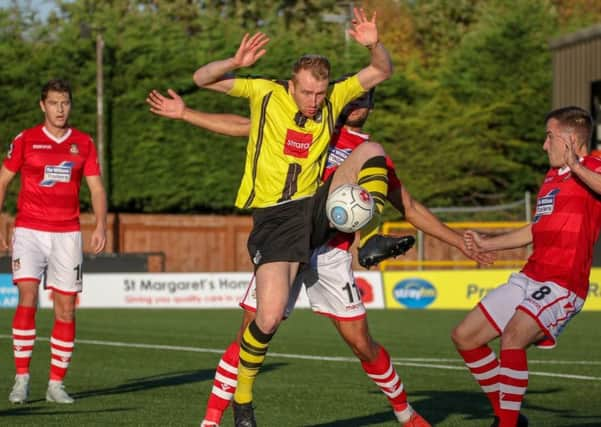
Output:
top-left (228, 74), bottom-right (364, 208)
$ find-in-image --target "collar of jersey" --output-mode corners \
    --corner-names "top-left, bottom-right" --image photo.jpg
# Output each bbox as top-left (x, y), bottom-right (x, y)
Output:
top-left (558, 157), bottom-right (584, 175)
top-left (42, 126), bottom-right (72, 144)
top-left (343, 127), bottom-right (370, 141)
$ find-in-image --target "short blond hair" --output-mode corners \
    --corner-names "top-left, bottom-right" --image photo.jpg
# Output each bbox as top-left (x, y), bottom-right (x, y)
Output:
top-left (291, 55), bottom-right (331, 83)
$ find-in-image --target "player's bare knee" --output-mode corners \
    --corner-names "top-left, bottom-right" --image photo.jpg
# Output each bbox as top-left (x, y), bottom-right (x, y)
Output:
top-left (344, 333), bottom-right (377, 361)
top-left (54, 309), bottom-right (75, 323)
top-left (499, 328), bottom-right (523, 349)
top-left (349, 341), bottom-right (371, 360)
top-left (450, 322), bottom-right (471, 349)
top-left (255, 314), bottom-right (281, 335)
top-left (17, 294), bottom-right (38, 307)
top-left (17, 282), bottom-right (39, 306)
top-left (354, 141), bottom-right (384, 159)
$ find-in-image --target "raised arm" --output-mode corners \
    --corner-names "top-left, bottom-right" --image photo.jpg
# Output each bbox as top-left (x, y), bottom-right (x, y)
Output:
top-left (348, 8), bottom-right (393, 90)
top-left (388, 185), bottom-right (494, 265)
top-left (192, 32), bottom-right (270, 93)
top-left (564, 137), bottom-right (601, 194)
top-left (146, 89), bottom-right (251, 137)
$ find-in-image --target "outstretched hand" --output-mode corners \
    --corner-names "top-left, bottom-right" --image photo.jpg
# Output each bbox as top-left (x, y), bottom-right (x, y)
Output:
top-left (233, 32), bottom-right (270, 68)
top-left (347, 7), bottom-right (379, 47)
top-left (147, 89), bottom-right (185, 120)
top-left (462, 230), bottom-right (496, 265)
top-left (463, 230), bottom-right (484, 252)
top-left (460, 240), bottom-right (496, 266)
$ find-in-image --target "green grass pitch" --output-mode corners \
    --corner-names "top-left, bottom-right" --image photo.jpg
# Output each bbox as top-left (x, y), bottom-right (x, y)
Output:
top-left (0, 309), bottom-right (599, 426)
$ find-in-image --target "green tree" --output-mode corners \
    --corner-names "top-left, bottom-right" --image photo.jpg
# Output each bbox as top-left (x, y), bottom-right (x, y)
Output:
top-left (408, 0), bottom-right (484, 68)
top-left (1, 0), bottom-right (599, 218)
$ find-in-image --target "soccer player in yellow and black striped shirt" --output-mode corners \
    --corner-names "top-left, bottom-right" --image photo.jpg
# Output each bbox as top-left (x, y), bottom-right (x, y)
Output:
top-left (192, 7), bottom-right (402, 426)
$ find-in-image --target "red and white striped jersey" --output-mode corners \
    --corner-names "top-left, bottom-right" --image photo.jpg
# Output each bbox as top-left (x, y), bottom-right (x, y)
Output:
top-left (3, 124), bottom-right (101, 232)
top-left (522, 155), bottom-right (601, 299)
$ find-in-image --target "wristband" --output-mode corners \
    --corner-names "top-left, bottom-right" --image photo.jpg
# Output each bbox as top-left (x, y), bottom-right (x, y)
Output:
top-left (366, 40), bottom-right (380, 49)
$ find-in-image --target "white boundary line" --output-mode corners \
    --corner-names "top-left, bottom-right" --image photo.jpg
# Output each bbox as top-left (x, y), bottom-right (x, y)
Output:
top-left (1, 335), bottom-right (600, 381)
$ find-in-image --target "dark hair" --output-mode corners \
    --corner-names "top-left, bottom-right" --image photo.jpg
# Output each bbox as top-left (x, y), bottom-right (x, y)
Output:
top-left (41, 79), bottom-right (72, 102)
top-left (291, 55), bottom-right (330, 82)
top-left (545, 106), bottom-right (593, 146)
top-left (348, 88), bottom-right (375, 110)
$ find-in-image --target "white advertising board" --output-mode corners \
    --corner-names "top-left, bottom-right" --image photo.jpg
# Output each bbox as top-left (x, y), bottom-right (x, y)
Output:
top-left (38, 271), bottom-right (385, 309)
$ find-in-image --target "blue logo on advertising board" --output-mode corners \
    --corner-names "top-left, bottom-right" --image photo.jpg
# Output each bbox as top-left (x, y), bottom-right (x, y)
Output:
top-left (393, 278), bottom-right (437, 309)
top-left (0, 274), bottom-right (17, 308)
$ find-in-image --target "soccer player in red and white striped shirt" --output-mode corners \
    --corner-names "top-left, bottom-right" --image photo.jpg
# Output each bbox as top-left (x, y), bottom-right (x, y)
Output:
top-left (2, 79), bottom-right (107, 404)
top-left (452, 106), bottom-right (601, 427)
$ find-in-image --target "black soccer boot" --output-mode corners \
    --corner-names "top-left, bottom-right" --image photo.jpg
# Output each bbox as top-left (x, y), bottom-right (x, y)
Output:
top-left (490, 413), bottom-right (529, 427)
top-left (358, 235), bottom-right (415, 269)
top-left (233, 401), bottom-right (257, 427)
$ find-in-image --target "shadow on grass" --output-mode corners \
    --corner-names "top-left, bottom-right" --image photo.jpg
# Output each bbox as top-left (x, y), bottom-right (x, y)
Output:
top-left (551, 414), bottom-right (601, 427)
top-left (0, 406), bottom-right (134, 417)
top-left (0, 362), bottom-right (287, 418)
top-left (305, 387), bottom-right (594, 426)
top-left (71, 361), bottom-right (287, 401)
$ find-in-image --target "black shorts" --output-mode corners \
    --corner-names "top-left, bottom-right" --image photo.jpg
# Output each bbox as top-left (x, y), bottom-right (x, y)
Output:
top-left (247, 176), bottom-right (334, 267)
top-left (310, 174), bottom-right (337, 249)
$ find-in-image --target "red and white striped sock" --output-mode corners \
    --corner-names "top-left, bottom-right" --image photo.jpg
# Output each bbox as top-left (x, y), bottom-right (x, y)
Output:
top-left (12, 305), bottom-right (37, 375)
top-left (49, 319), bottom-right (75, 381)
top-left (458, 346), bottom-right (501, 416)
top-left (361, 346), bottom-right (409, 416)
top-left (202, 341), bottom-right (240, 425)
top-left (499, 349), bottom-right (528, 427)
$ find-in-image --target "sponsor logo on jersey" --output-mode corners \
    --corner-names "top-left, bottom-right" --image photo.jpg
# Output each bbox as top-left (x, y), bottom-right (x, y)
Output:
top-left (533, 188), bottom-right (559, 223)
top-left (393, 278), bottom-right (437, 309)
top-left (284, 129), bottom-right (313, 158)
top-left (69, 144), bottom-right (79, 155)
top-left (326, 147), bottom-right (352, 169)
top-left (33, 144), bottom-right (52, 150)
top-left (39, 161), bottom-right (73, 187)
top-left (345, 302), bottom-right (363, 311)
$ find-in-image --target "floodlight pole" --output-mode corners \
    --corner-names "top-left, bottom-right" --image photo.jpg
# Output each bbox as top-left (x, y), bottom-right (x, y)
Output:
top-left (96, 33), bottom-right (105, 178)
top-left (321, 1), bottom-right (354, 56)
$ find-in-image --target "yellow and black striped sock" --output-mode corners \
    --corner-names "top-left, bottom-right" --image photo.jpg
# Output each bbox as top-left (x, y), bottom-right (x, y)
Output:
top-left (357, 156), bottom-right (388, 247)
top-left (234, 320), bottom-right (274, 404)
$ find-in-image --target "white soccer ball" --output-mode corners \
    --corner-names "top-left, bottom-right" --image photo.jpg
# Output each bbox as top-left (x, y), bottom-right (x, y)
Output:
top-left (326, 183), bottom-right (375, 233)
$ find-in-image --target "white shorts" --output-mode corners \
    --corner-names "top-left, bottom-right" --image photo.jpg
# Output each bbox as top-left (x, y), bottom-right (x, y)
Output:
top-left (240, 245), bottom-right (366, 321)
top-left (479, 272), bottom-right (584, 349)
top-left (11, 227), bottom-right (83, 294)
